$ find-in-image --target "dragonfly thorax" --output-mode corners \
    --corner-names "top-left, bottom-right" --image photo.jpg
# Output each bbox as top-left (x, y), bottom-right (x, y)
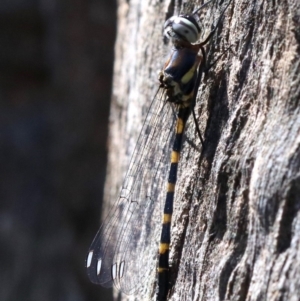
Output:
top-left (159, 73), bottom-right (183, 103)
top-left (159, 71), bottom-right (193, 107)
top-left (159, 39), bottom-right (201, 106)
top-left (164, 14), bottom-right (201, 43)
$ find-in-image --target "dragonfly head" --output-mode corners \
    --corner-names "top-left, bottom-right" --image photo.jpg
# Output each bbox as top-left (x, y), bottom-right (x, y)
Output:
top-left (163, 0), bottom-right (216, 44)
top-left (163, 14), bottom-right (201, 44)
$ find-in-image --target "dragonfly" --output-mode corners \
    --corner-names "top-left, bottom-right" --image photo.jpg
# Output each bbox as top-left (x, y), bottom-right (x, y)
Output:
top-left (86, 0), bottom-right (231, 300)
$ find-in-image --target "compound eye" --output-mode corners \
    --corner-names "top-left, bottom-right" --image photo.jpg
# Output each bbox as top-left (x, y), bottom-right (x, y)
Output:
top-left (163, 16), bottom-right (176, 29)
top-left (163, 16), bottom-right (177, 39)
top-left (164, 15), bottom-right (201, 43)
top-left (173, 16), bottom-right (200, 43)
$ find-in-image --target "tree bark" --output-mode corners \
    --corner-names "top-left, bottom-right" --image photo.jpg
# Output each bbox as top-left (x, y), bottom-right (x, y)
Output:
top-left (105, 0), bottom-right (300, 300)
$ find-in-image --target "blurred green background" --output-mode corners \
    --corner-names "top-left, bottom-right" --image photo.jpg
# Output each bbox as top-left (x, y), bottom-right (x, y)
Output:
top-left (0, 1), bottom-right (116, 300)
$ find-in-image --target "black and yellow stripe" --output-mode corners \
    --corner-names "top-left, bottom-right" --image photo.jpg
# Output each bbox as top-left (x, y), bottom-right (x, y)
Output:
top-left (157, 106), bottom-right (191, 301)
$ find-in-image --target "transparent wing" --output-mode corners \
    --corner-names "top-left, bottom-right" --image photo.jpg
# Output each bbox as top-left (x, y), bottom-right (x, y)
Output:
top-left (86, 88), bottom-right (177, 295)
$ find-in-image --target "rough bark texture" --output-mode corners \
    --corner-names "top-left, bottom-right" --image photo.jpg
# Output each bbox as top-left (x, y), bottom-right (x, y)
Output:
top-left (107, 0), bottom-right (300, 300)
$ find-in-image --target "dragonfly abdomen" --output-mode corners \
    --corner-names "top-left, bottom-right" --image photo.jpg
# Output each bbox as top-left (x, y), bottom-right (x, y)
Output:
top-left (157, 106), bottom-right (191, 301)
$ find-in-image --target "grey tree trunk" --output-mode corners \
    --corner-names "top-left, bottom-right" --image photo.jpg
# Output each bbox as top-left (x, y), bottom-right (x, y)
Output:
top-left (104, 0), bottom-right (300, 300)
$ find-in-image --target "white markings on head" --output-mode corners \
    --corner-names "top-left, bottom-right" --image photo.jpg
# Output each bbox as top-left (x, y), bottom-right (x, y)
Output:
top-left (164, 15), bottom-right (200, 43)
top-left (173, 17), bottom-right (199, 43)
top-left (112, 263), bottom-right (117, 280)
top-left (97, 259), bottom-right (102, 275)
top-left (119, 261), bottom-right (125, 278)
top-left (87, 251), bottom-right (93, 268)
